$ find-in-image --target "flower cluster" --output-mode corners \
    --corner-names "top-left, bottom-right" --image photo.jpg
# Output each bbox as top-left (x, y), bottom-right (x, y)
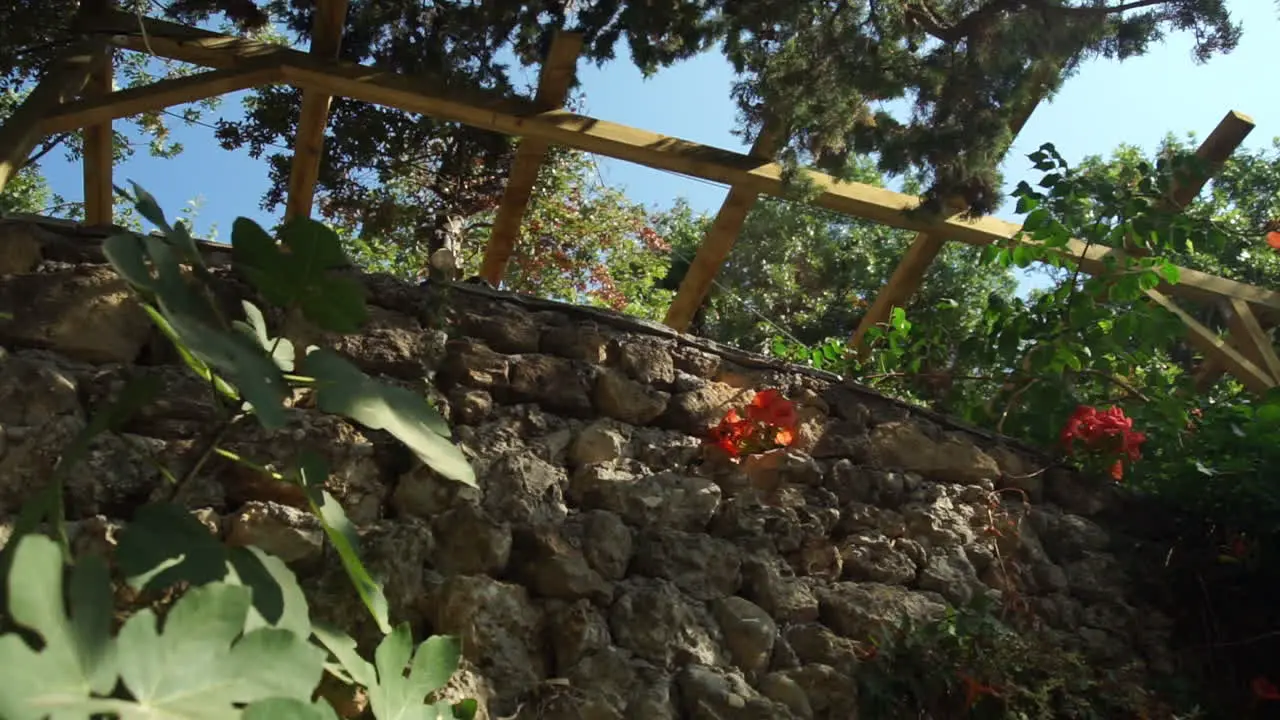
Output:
top-left (1060, 405), bottom-right (1147, 481)
top-left (708, 389), bottom-right (798, 461)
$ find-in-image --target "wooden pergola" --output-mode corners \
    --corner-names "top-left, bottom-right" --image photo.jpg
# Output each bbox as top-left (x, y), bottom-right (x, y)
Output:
top-left (1, 1), bottom-right (1276, 395)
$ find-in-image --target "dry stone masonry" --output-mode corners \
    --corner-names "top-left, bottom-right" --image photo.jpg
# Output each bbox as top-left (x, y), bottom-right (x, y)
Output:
top-left (0, 217), bottom-right (1184, 718)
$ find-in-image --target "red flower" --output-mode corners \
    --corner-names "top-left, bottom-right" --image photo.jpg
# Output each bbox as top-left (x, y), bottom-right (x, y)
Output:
top-left (749, 389), bottom-right (799, 429)
top-left (1253, 677), bottom-right (1280, 701)
top-left (1267, 231), bottom-right (1280, 251)
top-left (706, 389), bottom-right (799, 461)
top-left (1060, 405), bottom-right (1146, 481)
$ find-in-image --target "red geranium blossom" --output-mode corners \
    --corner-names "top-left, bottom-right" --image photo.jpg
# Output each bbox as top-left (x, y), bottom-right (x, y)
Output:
top-left (1060, 405), bottom-right (1146, 481)
top-left (707, 389), bottom-right (799, 462)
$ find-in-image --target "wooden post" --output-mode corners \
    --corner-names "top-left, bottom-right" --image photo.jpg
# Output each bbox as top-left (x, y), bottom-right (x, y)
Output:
top-left (82, 45), bottom-right (114, 226)
top-left (284, 0), bottom-right (349, 222)
top-left (0, 41), bottom-right (102, 197)
top-left (848, 63), bottom-right (1057, 353)
top-left (662, 120), bottom-right (783, 332)
top-left (477, 31), bottom-right (583, 286)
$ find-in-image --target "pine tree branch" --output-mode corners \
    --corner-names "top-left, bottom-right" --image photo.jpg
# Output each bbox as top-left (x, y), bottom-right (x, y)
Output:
top-left (908, 0), bottom-right (1173, 44)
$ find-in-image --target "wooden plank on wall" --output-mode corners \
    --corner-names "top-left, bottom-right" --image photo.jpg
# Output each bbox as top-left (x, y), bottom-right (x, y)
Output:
top-left (98, 12), bottom-right (1280, 323)
top-left (82, 45), bottom-right (114, 226)
top-left (663, 120), bottom-right (782, 332)
top-left (478, 31), bottom-right (583, 286)
top-left (0, 40), bottom-right (102, 196)
top-left (284, 0), bottom-right (349, 222)
top-left (848, 63), bottom-right (1056, 353)
top-left (38, 64), bottom-right (286, 135)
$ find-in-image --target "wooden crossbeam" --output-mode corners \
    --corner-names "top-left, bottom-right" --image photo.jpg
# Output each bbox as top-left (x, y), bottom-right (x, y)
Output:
top-left (1224, 297), bottom-right (1280, 381)
top-left (83, 45), bottom-right (114, 226)
top-left (663, 119), bottom-right (782, 331)
top-left (849, 64), bottom-right (1056, 353)
top-left (478, 31), bottom-right (583, 286)
top-left (284, 0), bottom-right (349, 222)
top-left (0, 40), bottom-right (102, 196)
top-left (92, 11), bottom-right (1280, 325)
top-left (1147, 290), bottom-right (1275, 394)
top-left (39, 64), bottom-right (286, 135)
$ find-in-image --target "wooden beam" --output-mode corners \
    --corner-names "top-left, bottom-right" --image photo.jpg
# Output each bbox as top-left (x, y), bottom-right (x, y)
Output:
top-left (1147, 290), bottom-right (1275, 395)
top-left (284, 0), bottom-right (349, 222)
top-left (849, 63), bottom-right (1056, 352)
top-left (1168, 111), bottom-right (1255, 209)
top-left (97, 13), bottom-right (1280, 322)
top-left (663, 120), bottom-right (783, 331)
top-left (1140, 110), bottom-right (1259, 394)
top-left (1224, 297), bottom-right (1280, 382)
top-left (478, 31), bottom-right (583, 286)
top-left (0, 41), bottom-right (102, 196)
top-left (82, 46), bottom-right (114, 226)
top-left (39, 64), bottom-right (286, 135)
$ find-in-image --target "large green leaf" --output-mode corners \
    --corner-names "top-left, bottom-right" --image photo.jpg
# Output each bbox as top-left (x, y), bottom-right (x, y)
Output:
top-left (243, 698), bottom-right (341, 720)
top-left (232, 217), bottom-right (368, 334)
top-left (305, 348), bottom-right (475, 487)
top-left (0, 535), bottom-right (117, 720)
top-left (110, 583), bottom-right (324, 718)
top-left (117, 503), bottom-right (311, 637)
top-left (314, 622), bottom-right (468, 720)
top-left (233, 299), bottom-right (296, 373)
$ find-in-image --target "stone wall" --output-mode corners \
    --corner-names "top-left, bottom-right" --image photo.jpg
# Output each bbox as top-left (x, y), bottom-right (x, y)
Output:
top-left (0, 216), bottom-right (1182, 718)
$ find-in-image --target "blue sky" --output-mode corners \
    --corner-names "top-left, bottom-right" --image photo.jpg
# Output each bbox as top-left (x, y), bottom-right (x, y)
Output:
top-left (34, 3), bottom-right (1280, 291)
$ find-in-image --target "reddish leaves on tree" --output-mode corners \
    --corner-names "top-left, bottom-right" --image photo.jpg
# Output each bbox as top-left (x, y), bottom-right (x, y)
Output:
top-left (707, 389), bottom-right (799, 461)
top-left (1060, 405), bottom-right (1146, 481)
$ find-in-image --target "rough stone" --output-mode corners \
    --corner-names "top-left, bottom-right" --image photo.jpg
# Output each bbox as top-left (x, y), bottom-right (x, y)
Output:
top-left (596, 369), bottom-right (670, 425)
top-left (430, 503), bottom-right (512, 576)
top-left (579, 509), bottom-right (634, 580)
top-left (571, 422), bottom-right (629, 466)
top-left (609, 578), bottom-right (726, 667)
top-left (0, 266), bottom-right (153, 363)
top-left (510, 524), bottom-right (613, 603)
top-left (633, 529), bottom-right (741, 600)
top-left (570, 466), bottom-right (721, 531)
top-left (509, 354), bottom-right (595, 417)
top-left (711, 596), bottom-right (777, 675)
top-left (482, 453), bottom-right (568, 526)
top-left (866, 422), bottom-right (1001, 484)
top-left (817, 582), bottom-right (946, 642)
top-left (433, 575), bottom-right (547, 713)
top-left (225, 500), bottom-right (324, 564)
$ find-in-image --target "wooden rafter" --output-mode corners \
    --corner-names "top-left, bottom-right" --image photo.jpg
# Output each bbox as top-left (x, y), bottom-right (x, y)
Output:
top-left (39, 64), bottom-right (286, 135)
top-left (76, 11), bottom-right (1280, 394)
top-left (1148, 290), bottom-right (1275, 394)
top-left (1224, 297), bottom-right (1280, 381)
top-left (0, 40), bottom-right (103, 196)
top-left (663, 119), bottom-right (783, 332)
top-left (83, 45), bottom-right (114, 226)
top-left (89, 11), bottom-right (1280, 323)
top-left (478, 31), bottom-right (583, 286)
top-left (284, 0), bottom-right (349, 222)
top-left (849, 63), bottom-right (1056, 353)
